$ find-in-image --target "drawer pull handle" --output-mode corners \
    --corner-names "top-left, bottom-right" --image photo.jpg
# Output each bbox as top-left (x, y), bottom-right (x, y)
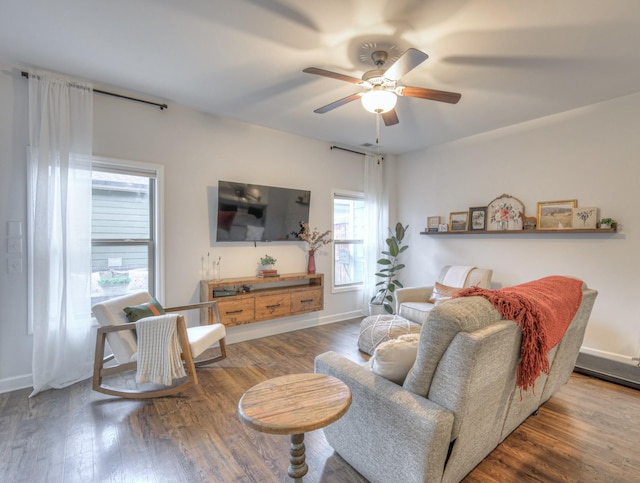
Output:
top-left (226, 309), bottom-right (244, 315)
top-left (266, 304), bottom-right (281, 309)
top-left (301, 299), bottom-right (314, 303)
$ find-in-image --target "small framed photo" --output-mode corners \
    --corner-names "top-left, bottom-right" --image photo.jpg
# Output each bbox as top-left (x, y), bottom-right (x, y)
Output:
top-left (438, 223), bottom-right (448, 232)
top-left (572, 207), bottom-right (599, 229)
top-left (427, 216), bottom-right (440, 232)
top-left (537, 199), bottom-right (577, 230)
top-left (468, 207), bottom-right (487, 231)
top-left (449, 211), bottom-right (469, 232)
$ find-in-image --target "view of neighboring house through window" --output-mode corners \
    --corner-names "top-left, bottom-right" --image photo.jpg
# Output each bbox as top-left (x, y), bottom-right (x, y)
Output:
top-left (91, 161), bottom-right (159, 306)
top-left (333, 191), bottom-right (364, 289)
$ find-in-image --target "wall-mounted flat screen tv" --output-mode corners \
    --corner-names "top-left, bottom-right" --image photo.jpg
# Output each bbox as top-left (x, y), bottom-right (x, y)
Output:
top-left (216, 180), bottom-right (310, 242)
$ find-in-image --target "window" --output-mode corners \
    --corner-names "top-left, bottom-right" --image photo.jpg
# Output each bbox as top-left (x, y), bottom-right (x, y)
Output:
top-left (91, 159), bottom-right (162, 306)
top-left (333, 191), bottom-right (365, 290)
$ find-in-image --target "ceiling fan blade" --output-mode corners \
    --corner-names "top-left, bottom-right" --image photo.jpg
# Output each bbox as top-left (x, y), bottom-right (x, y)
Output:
top-left (384, 48), bottom-right (429, 81)
top-left (400, 86), bottom-right (461, 104)
top-left (382, 109), bottom-right (399, 126)
top-left (303, 67), bottom-right (363, 84)
top-left (313, 93), bottom-right (363, 113)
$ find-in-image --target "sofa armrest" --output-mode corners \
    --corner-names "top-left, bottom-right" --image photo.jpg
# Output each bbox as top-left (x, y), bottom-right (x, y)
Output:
top-left (315, 351), bottom-right (454, 483)
top-left (395, 286), bottom-right (434, 311)
top-left (395, 286), bottom-right (434, 304)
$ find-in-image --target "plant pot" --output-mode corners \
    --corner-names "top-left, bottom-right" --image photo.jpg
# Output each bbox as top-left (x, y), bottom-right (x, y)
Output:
top-left (368, 303), bottom-right (388, 316)
top-left (600, 224), bottom-right (611, 229)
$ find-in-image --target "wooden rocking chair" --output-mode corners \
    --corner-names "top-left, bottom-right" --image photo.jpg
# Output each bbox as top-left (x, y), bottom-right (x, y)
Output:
top-left (92, 292), bottom-right (227, 398)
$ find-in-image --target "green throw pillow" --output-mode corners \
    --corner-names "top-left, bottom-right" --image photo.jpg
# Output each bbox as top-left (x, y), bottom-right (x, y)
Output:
top-left (123, 298), bottom-right (166, 323)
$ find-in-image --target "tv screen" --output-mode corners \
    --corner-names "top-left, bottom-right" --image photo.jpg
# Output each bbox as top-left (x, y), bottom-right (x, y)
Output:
top-left (216, 180), bottom-right (310, 242)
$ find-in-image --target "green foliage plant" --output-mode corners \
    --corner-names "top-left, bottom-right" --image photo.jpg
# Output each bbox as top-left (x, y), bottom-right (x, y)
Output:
top-left (370, 222), bottom-right (409, 314)
top-left (260, 254), bottom-right (277, 266)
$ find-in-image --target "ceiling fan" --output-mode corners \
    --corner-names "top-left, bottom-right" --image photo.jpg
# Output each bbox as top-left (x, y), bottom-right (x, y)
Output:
top-left (303, 48), bottom-right (461, 126)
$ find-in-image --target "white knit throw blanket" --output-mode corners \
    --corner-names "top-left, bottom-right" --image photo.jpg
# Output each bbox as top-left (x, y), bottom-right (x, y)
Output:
top-left (135, 314), bottom-right (187, 386)
top-left (442, 265), bottom-right (476, 288)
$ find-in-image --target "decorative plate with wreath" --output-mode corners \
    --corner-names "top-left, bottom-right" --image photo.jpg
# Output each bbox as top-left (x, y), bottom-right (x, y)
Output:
top-left (487, 194), bottom-right (525, 231)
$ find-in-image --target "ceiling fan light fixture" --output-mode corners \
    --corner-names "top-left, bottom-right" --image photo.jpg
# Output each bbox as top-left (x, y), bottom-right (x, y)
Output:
top-left (361, 88), bottom-right (397, 114)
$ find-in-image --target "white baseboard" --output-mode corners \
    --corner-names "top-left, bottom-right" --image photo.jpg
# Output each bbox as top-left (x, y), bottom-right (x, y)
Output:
top-left (225, 310), bottom-right (364, 345)
top-left (0, 373), bottom-right (32, 395)
top-left (579, 346), bottom-right (638, 365)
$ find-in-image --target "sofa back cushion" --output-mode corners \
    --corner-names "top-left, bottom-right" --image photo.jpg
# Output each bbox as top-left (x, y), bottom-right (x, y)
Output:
top-left (403, 296), bottom-right (503, 397)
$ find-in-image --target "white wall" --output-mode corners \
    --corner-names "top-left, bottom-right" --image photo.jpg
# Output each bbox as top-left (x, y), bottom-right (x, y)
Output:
top-left (0, 64), bottom-right (366, 392)
top-left (397, 93), bottom-right (640, 366)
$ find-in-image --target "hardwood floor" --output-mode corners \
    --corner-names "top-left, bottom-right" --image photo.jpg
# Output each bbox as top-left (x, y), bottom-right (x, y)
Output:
top-left (1, 318), bottom-right (638, 482)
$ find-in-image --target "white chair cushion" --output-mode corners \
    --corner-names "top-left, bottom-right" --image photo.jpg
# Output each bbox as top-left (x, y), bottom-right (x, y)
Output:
top-left (93, 291), bottom-right (152, 363)
top-left (187, 323), bottom-right (226, 358)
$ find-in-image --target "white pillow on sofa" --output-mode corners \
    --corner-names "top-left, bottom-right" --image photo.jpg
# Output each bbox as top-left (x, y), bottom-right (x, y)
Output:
top-left (370, 333), bottom-right (420, 385)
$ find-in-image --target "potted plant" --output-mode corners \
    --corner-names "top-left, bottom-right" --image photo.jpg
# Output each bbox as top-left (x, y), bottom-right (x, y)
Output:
top-left (370, 222), bottom-right (409, 315)
top-left (259, 254), bottom-right (277, 269)
top-left (599, 218), bottom-right (615, 229)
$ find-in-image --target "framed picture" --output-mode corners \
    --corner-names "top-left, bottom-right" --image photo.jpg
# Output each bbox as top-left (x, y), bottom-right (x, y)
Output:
top-left (572, 207), bottom-right (599, 229)
top-left (487, 194), bottom-right (524, 231)
top-left (438, 223), bottom-right (448, 232)
top-left (427, 216), bottom-right (440, 232)
top-left (449, 211), bottom-right (469, 231)
top-left (537, 199), bottom-right (577, 230)
top-left (468, 206), bottom-right (487, 231)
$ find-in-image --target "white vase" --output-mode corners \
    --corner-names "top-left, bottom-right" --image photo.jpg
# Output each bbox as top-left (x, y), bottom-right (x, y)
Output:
top-left (368, 303), bottom-right (388, 316)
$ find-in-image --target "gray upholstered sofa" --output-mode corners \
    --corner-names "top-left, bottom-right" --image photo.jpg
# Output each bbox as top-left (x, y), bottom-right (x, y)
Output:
top-left (395, 265), bottom-right (493, 325)
top-left (315, 280), bottom-right (597, 483)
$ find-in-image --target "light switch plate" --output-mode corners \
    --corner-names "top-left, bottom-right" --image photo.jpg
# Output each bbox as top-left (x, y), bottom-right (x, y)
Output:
top-left (7, 237), bottom-right (22, 254)
top-left (8, 258), bottom-right (22, 274)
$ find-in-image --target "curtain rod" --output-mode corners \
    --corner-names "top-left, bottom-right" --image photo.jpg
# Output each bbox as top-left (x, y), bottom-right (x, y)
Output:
top-left (330, 145), bottom-right (383, 160)
top-left (21, 71), bottom-right (168, 110)
top-left (330, 145), bottom-right (365, 156)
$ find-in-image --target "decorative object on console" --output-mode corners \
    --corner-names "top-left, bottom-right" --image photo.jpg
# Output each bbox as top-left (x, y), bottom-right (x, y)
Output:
top-left (487, 194), bottom-right (524, 231)
top-left (572, 207), bottom-right (599, 229)
top-left (468, 206), bottom-right (487, 231)
top-left (370, 222), bottom-right (409, 315)
top-left (297, 222), bottom-right (332, 274)
top-left (449, 211), bottom-right (469, 231)
top-left (537, 199), bottom-right (577, 230)
top-left (258, 254), bottom-right (279, 277)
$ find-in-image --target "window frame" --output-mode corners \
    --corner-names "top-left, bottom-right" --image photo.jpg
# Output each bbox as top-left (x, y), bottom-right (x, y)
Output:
top-left (91, 156), bottom-right (164, 302)
top-left (331, 189), bottom-right (364, 294)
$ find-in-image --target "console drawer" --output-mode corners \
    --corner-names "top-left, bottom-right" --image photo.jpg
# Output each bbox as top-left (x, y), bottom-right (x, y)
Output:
top-left (216, 298), bottom-right (255, 326)
top-left (291, 288), bottom-right (323, 313)
top-left (255, 293), bottom-right (290, 320)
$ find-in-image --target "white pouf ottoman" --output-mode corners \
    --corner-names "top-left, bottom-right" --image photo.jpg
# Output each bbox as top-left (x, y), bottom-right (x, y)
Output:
top-left (358, 314), bottom-right (421, 356)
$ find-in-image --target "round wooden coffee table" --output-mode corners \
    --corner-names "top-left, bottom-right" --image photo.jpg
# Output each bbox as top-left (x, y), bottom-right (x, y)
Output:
top-left (238, 373), bottom-right (351, 482)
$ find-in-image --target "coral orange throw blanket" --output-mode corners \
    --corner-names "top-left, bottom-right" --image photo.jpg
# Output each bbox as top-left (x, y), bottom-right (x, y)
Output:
top-left (456, 276), bottom-right (583, 391)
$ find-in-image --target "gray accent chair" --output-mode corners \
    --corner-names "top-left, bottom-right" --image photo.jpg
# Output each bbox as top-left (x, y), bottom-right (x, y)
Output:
top-left (395, 265), bottom-right (493, 325)
top-left (316, 282), bottom-right (597, 483)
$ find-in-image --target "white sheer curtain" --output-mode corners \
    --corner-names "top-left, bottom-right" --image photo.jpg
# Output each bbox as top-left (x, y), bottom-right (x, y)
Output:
top-left (27, 72), bottom-right (95, 396)
top-left (363, 154), bottom-right (388, 312)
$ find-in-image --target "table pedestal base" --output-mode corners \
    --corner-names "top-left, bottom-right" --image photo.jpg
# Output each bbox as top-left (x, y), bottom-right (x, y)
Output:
top-left (288, 433), bottom-right (308, 481)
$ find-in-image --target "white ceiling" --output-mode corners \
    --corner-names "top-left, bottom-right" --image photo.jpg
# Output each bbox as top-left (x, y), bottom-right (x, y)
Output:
top-left (2, 0), bottom-right (640, 154)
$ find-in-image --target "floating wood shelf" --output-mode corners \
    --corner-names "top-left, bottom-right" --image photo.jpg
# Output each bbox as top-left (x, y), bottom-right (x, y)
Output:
top-left (420, 228), bottom-right (617, 236)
